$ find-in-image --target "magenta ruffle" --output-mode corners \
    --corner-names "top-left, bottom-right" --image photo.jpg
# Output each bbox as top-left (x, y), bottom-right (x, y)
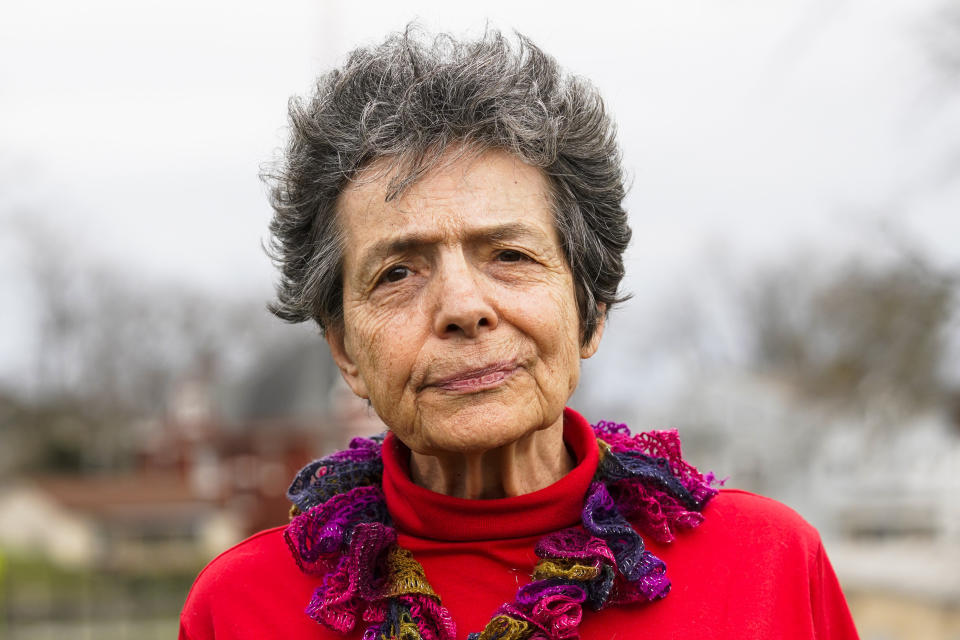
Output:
top-left (284, 485), bottom-right (387, 575)
top-left (497, 582), bottom-right (587, 640)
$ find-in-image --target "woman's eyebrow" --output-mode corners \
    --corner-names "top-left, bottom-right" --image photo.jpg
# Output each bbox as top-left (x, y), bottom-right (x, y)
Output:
top-left (481, 222), bottom-right (544, 243)
top-left (355, 222), bottom-right (547, 280)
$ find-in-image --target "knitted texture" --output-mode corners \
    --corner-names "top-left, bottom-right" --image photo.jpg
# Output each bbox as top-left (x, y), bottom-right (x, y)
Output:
top-left (287, 435), bottom-right (385, 515)
top-left (285, 422), bottom-right (719, 640)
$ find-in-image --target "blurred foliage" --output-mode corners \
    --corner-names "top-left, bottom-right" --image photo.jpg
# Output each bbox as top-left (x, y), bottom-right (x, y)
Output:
top-left (0, 549), bottom-right (198, 630)
top-left (0, 391), bottom-right (134, 473)
top-left (0, 217), bottom-right (324, 476)
top-left (747, 253), bottom-right (958, 414)
top-left (21, 235), bottom-right (268, 417)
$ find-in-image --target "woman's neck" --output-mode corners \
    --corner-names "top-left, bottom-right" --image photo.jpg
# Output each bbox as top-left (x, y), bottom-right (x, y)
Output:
top-left (408, 420), bottom-right (574, 499)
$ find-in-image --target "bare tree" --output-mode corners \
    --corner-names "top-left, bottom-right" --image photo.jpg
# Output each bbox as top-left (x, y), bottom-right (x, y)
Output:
top-left (3, 214), bottom-right (331, 473)
top-left (746, 252), bottom-right (957, 415)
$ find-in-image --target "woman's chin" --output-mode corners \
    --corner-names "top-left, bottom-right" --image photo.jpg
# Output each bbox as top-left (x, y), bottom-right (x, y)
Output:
top-left (402, 398), bottom-right (563, 456)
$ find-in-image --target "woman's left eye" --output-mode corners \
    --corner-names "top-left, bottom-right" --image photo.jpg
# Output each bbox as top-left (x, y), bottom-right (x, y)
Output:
top-left (496, 250), bottom-right (528, 263)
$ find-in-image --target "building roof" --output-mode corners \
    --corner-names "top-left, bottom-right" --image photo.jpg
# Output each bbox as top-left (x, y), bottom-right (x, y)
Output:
top-left (33, 472), bottom-right (210, 522)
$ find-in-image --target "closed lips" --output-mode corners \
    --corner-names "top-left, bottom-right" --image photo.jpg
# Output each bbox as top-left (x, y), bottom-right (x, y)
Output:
top-left (424, 363), bottom-right (519, 391)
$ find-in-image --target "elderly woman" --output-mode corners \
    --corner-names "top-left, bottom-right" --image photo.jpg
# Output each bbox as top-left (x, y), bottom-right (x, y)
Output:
top-left (180, 30), bottom-right (858, 640)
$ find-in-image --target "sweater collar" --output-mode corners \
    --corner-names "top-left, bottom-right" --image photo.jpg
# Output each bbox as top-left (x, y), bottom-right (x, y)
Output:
top-left (381, 407), bottom-right (599, 542)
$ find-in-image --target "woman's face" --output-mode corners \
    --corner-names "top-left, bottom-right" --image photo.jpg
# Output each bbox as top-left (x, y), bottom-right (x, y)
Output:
top-left (327, 149), bottom-right (603, 455)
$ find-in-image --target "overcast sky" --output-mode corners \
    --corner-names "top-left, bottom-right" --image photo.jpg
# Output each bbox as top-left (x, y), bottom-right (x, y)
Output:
top-left (1, 0), bottom-right (957, 398)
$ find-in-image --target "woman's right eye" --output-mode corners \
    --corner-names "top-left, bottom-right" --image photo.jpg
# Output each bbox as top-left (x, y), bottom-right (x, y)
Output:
top-left (380, 266), bottom-right (411, 284)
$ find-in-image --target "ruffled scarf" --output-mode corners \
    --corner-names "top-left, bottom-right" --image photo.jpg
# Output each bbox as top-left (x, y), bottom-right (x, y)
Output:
top-left (283, 419), bottom-right (719, 640)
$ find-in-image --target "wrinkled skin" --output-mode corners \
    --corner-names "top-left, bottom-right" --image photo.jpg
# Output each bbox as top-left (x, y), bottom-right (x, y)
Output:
top-left (327, 150), bottom-right (604, 497)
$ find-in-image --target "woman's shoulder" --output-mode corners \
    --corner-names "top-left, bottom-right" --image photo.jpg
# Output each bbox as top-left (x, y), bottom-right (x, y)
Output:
top-left (190, 526), bottom-right (292, 583)
top-left (695, 488), bottom-right (824, 559)
top-left (711, 488), bottom-right (817, 528)
top-left (646, 488), bottom-right (832, 608)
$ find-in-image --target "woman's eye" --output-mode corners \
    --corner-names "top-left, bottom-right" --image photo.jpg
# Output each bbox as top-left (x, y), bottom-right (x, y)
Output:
top-left (380, 266), bottom-right (411, 284)
top-left (497, 250), bottom-right (527, 263)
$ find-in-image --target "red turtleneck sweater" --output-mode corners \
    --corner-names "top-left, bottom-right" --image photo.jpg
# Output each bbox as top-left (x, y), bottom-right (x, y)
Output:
top-left (180, 409), bottom-right (859, 639)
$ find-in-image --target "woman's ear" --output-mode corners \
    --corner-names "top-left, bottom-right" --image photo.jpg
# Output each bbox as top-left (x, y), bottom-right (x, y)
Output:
top-left (580, 304), bottom-right (606, 359)
top-left (325, 326), bottom-right (370, 399)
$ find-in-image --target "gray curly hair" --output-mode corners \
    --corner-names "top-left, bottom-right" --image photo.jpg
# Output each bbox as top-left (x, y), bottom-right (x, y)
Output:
top-left (265, 27), bottom-right (631, 346)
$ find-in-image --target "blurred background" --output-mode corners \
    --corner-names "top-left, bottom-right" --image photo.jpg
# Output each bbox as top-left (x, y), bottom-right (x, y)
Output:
top-left (1, 0), bottom-right (958, 638)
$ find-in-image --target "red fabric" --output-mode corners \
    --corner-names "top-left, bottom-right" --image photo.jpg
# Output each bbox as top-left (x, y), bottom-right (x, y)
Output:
top-left (180, 408), bottom-right (859, 639)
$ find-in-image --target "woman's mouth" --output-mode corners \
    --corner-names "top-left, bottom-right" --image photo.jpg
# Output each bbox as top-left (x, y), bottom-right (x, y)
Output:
top-left (426, 363), bottom-right (519, 393)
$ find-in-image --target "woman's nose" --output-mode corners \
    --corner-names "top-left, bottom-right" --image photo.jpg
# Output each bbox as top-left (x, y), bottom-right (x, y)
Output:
top-left (431, 254), bottom-right (498, 339)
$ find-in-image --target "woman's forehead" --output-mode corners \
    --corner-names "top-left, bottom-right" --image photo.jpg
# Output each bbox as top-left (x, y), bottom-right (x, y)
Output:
top-left (344, 148), bottom-right (550, 209)
top-left (336, 150), bottom-right (559, 264)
